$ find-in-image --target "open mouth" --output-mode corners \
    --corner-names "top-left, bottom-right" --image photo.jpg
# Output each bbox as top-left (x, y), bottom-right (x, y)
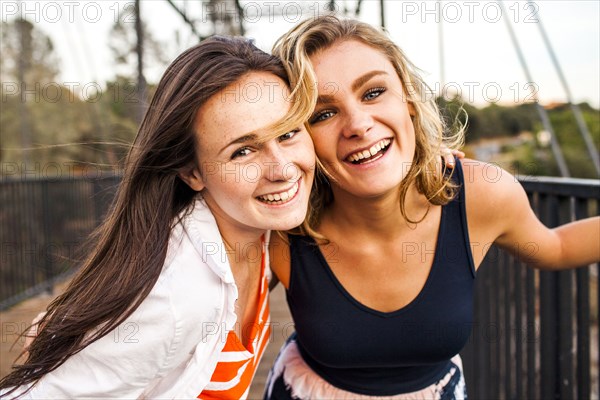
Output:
top-left (257, 180), bottom-right (300, 205)
top-left (345, 139), bottom-right (392, 165)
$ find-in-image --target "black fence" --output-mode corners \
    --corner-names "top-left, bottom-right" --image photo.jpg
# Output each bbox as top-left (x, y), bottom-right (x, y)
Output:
top-left (0, 175), bottom-right (120, 310)
top-left (462, 176), bottom-right (600, 399)
top-left (1, 175), bottom-right (599, 398)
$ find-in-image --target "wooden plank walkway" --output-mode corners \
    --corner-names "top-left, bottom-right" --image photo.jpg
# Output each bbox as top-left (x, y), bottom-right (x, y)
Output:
top-left (0, 281), bottom-right (292, 399)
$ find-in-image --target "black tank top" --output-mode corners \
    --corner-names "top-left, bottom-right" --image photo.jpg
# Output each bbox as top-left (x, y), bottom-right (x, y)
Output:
top-left (285, 160), bottom-right (476, 396)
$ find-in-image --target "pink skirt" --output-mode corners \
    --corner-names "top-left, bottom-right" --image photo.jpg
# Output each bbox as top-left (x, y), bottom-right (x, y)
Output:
top-left (264, 336), bottom-right (467, 400)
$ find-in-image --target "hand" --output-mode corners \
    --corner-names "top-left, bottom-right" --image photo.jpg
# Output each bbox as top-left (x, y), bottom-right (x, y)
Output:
top-left (441, 147), bottom-right (465, 168)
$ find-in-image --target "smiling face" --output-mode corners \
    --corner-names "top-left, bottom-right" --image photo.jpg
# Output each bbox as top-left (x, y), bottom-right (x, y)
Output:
top-left (181, 71), bottom-right (315, 237)
top-left (308, 40), bottom-right (416, 199)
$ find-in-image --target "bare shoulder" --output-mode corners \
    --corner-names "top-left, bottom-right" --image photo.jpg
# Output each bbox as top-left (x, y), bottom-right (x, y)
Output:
top-left (459, 159), bottom-right (534, 250)
top-left (268, 231), bottom-right (291, 289)
top-left (460, 159), bottom-right (527, 213)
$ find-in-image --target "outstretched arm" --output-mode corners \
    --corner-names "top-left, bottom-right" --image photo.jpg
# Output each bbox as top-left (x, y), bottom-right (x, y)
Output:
top-left (463, 160), bottom-right (600, 270)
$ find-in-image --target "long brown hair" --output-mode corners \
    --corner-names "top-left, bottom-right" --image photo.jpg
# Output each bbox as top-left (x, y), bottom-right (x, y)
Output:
top-left (0, 36), bottom-right (298, 395)
top-left (273, 15), bottom-right (464, 237)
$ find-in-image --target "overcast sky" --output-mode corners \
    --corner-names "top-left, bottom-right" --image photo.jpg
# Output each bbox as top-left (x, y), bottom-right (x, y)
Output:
top-left (2, 0), bottom-right (599, 107)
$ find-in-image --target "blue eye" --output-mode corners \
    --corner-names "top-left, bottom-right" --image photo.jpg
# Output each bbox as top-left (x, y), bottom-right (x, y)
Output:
top-left (309, 110), bottom-right (335, 124)
top-left (231, 147), bottom-right (252, 159)
top-left (364, 87), bottom-right (385, 101)
top-left (279, 129), bottom-right (300, 141)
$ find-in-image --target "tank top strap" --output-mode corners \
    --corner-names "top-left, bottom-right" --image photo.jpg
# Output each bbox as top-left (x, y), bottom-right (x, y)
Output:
top-left (445, 158), bottom-right (476, 278)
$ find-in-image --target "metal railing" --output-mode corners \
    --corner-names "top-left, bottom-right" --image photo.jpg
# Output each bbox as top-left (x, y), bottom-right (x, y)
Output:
top-left (1, 174), bottom-right (599, 398)
top-left (0, 175), bottom-right (120, 310)
top-left (462, 176), bottom-right (599, 399)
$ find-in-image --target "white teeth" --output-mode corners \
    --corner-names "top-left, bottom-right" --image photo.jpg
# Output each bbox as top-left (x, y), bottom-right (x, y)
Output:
top-left (258, 181), bottom-right (300, 204)
top-left (347, 139), bottom-right (391, 163)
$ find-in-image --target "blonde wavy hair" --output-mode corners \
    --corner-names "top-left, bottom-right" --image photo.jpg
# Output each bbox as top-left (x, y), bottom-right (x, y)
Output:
top-left (273, 15), bottom-right (465, 239)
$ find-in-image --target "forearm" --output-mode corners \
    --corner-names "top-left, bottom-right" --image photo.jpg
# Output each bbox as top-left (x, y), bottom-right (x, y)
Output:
top-left (552, 216), bottom-right (600, 269)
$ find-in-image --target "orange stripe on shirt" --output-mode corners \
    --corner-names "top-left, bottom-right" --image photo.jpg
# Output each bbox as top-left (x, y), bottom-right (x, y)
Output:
top-left (199, 236), bottom-right (271, 400)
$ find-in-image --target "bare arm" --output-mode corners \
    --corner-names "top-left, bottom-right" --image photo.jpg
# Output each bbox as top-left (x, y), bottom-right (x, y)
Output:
top-left (463, 160), bottom-right (599, 270)
top-left (268, 232), bottom-right (292, 289)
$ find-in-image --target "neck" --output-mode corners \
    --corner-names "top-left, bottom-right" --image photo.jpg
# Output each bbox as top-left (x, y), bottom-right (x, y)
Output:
top-left (220, 229), bottom-right (263, 266)
top-left (323, 184), bottom-right (429, 238)
top-left (203, 198), bottom-right (264, 268)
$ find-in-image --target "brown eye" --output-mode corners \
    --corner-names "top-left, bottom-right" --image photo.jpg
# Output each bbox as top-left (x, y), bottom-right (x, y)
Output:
top-left (279, 129), bottom-right (300, 141)
top-left (231, 147), bottom-right (252, 159)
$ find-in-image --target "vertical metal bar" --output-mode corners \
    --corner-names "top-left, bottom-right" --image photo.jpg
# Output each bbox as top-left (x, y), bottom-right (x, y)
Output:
top-left (557, 197), bottom-right (574, 400)
top-left (574, 198), bottom-right (590, 399)
top-left (17, 180), bottom-right (25, 297)
top-left (515, 260), bottom-right (523, 399)
top-left (26, 179), bottom-right (36, 289)
top-left (1, 182), bottom-right (15, 301)
top-left (478, 260), bottom-right (490, 398)
top-left (526, 266), bottom-right (537, 399)
top-left (504, 252), bottom-right (513, 398)
top-left (526, 192), bottom-right (538, 400)
top-left (380, 0), bottom-right (385, 28)
top-left (4, 181), bottom-right (11, 299)
top-left (539, 273), bottom-right (557, 400)
top-left (41, 179), bottom-right (53, 294)
top-left (474, 260), bottom-right (483, 399)
top-left (539, 194), bottom-right (558, 400)
top-left (494, 253), bottom-right (502, 396)
top-left (575, 199), bottom-right (591, 399)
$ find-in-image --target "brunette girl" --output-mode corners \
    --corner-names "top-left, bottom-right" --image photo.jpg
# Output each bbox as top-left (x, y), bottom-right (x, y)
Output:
top-left (0, 36), bottom-right (315, 399)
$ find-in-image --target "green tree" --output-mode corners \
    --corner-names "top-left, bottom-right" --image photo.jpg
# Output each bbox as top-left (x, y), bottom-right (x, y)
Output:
top-left (0, 19), bottom-right (58, 83)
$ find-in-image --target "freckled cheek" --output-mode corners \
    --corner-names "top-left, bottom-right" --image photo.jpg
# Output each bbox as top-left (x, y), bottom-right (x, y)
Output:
top-left (301, 140), bottom-right (317, 166)
top-left (286, 151), bottom-right (316, 182)
top-left (309, 134), bottom-right (336, 162)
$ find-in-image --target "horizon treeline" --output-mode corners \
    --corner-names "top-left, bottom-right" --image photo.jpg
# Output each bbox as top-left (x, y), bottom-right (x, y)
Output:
top-left (2, 18), bottom-right (598, 178)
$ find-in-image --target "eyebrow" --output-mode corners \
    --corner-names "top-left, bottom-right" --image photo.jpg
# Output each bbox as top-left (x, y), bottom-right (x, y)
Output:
top-left (316, 94), bottom-right (336, 104)
top-left (219, 133), bottom-right (258, 154)
top-left (316, 70), bottom-right (389, 105)
top-left (352, 70), bottom-right (388, 92)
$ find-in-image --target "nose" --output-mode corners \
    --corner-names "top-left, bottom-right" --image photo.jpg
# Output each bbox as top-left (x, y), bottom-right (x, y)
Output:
top-left (341, 107), bottom-right (373, 139)
top-left (261, 144), bottom-right (300, 182)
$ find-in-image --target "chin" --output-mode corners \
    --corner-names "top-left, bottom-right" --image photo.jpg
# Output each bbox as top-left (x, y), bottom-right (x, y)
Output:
top-left (272, 214), bottom-right (305, 231)
top-left (352, 181), bottom-right (404, 198)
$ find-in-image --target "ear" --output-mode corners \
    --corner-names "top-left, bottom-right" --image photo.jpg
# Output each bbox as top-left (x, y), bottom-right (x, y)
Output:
top-left (178, 164), bottom-right (205, 192)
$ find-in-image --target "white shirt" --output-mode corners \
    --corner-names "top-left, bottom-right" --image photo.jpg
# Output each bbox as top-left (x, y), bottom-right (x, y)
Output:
top-left (5, 199), bottom-right (267, 399)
